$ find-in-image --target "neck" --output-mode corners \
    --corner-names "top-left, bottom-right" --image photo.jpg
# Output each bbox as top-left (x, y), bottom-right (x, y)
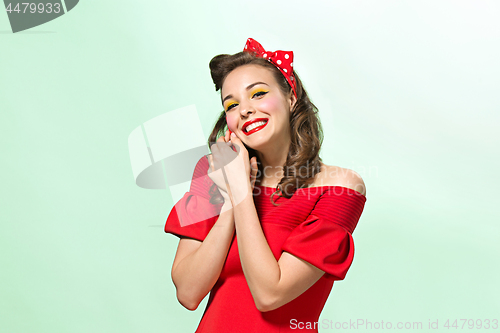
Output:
top-left (255, 140), bottom-right (290, 186)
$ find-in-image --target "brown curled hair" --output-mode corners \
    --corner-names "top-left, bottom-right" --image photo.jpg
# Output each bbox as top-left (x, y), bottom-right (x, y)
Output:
top-left (207, 51), bottom-right (324, 206)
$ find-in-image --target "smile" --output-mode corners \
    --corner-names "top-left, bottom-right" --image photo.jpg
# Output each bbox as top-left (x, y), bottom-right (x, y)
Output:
top-left (243, 119), bottom-right (268, 136)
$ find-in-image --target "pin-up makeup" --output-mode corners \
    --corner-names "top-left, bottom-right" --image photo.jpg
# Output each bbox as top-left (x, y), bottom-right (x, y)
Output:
top-left (226, 114), bottom-right (234, 135)
top-left (226, 116), bottom-right (235, 149)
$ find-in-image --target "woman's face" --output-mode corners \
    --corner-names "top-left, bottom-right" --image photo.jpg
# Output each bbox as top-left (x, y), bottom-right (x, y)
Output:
top-left (221, 64), bottom-right (296, 151)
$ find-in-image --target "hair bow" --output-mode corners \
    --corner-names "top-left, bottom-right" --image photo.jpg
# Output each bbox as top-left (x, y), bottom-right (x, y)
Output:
top-left (243, 38), bottom-right (297, 98)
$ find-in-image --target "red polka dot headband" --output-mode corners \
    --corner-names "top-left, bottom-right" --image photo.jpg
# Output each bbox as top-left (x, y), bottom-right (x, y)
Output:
top-left (243, 38), bottom-right (297, 98)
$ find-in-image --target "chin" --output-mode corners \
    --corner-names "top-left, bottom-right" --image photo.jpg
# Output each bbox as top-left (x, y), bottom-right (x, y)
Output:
top-left (244, 131), bottom-right (279, 150)
top-left (245, 141), bottom-right (269, 153)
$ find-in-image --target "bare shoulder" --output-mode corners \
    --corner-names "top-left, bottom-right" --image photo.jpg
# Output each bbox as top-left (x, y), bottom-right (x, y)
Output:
top-left (314, 163), bottom-right (367, 196)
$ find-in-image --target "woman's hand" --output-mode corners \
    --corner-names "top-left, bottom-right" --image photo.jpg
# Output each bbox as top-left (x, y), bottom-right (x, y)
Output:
top-left (218, 132), bottom-right (258, 206)
top-left (207, 154), bottom-right (231, 207)
top-left (207, 130), bottom-right (258, 207)
top-left (207, 130), bottom-right (234, 204)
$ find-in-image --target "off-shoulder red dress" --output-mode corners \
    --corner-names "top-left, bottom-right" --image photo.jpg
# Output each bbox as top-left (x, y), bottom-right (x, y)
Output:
top-left (164, 156), bottom-right (367, 333)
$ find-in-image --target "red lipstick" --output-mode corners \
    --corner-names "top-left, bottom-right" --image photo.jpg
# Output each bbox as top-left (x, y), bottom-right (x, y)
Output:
top-left (242, 118), bottom-right (269, 136)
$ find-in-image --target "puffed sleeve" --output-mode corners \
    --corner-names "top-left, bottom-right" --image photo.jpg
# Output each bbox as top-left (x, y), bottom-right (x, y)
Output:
top-left (281, 187), bottom-right (366, 281)
top-left (164, 155), bottom-right (223, 241)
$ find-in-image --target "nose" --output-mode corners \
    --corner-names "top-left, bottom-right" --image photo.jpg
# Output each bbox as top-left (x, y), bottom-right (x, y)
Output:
top-left (239, 99), bottom-right (255, 118)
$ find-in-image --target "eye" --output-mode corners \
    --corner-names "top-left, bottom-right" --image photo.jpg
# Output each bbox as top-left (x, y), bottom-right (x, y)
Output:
top-left (226, 103), bottom-right (238, 112)
top-left (252, 90), bottom-right (268, 98)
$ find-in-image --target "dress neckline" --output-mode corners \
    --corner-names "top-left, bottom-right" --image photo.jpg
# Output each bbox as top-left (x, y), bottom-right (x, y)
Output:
top-left (254, 184), bottom-right (366, 198)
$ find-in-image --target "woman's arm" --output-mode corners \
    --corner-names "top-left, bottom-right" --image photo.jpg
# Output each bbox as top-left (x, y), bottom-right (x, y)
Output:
top-left (171, 130), bottom-right (239, 310)
top-left (232, 170), bottom-right (366, 312)
top-left (232, 194), bottom-right (325, 312)
top-left (171, 202), bottom-right (234, 311)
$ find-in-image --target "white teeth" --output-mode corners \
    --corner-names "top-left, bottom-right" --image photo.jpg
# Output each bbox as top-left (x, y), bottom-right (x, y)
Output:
top-left (245, 120), bottom-right (267, 133)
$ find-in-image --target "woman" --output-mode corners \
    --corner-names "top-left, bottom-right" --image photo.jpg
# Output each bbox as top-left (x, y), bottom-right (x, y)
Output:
top-left (165, 38), bottom-right (367, 332)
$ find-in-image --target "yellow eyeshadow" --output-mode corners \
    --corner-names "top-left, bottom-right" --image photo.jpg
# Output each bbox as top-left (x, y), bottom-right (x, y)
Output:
top-left (250, 88), bottom-right (269, 95)
top-left (225, 101), bottom-right (237, 111)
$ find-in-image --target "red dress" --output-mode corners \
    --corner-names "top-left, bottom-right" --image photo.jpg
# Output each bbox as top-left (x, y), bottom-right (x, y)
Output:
top-left (164, 156), bottom-right (367, 332)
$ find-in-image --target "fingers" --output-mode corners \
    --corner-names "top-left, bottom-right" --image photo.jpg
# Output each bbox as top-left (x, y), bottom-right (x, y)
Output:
top-left (251, 157), bottom-right (258, 176)
top-left (229, 133), bottom-right (243, 155)
top-left (207, 154), bottom-right (214, 172)
top-left (217, 130), bottom-right (233, 144)
top-left (251, 156), bottom-right (258, 170)
top-left (207, 154), bottom-right (212, 172)
top-left (249, 156), bottom-right (257, 187)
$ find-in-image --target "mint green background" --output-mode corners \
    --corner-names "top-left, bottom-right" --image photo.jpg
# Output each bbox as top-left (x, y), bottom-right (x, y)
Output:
top-left (1, 1), bottom-right (499, 332)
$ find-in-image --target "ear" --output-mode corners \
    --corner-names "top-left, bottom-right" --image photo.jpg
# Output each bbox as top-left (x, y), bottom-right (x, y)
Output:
top-left (288, 92), bottom-right (297, 112)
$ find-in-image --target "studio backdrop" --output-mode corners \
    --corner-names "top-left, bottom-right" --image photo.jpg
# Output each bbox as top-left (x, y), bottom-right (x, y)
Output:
top-left (1, 1), bottom-right (499, 332)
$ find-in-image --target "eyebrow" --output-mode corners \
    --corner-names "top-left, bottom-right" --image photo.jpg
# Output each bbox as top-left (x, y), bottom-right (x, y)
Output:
top-left (222, 82), bottom-right (269, 104)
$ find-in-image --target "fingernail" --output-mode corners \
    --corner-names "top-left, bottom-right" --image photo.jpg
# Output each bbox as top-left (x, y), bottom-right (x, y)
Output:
top-left (231, 133), bottom-right (236, 137)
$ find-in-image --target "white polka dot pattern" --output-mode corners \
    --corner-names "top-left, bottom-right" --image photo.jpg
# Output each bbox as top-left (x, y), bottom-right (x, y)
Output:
top-left (243, 38), bottom-right (297, 98)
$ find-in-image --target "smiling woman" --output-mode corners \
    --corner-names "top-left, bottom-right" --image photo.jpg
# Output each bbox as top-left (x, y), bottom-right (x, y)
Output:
top-left (208, 42), bottom-right (328, 203)
top-left (164, 38), bottom-right (367, 333)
